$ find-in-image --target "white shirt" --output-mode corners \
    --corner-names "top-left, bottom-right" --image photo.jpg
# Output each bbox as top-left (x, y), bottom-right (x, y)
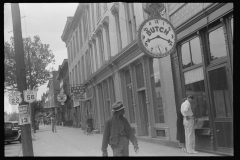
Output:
top-left (181, 100), bottom-right (193, 117)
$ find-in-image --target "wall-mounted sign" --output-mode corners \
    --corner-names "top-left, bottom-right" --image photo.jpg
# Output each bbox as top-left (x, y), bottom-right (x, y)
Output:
top-left (73, 93), bottom-right (85, 102)
top-left (137, 16), bottom-right (177, 58)
top-left (71, 85), bottom-right (85, 94)
top-left (18, 105), bottom-right (31, 125)
top-left (57, 90), bottom-right (67, 105)
top-left (9, 91), bottom-right (22, 105)
top-left (23, 90), bottom-right (37, 103)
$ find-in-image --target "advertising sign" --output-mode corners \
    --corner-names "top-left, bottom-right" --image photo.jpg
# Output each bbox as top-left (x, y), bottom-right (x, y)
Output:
top-left (9, 91), bottom-right (23, 105)
top-left (57, 93), bottom-right (67, 105)
top-left (71, 85), bottom-right (85, 94)
top-left (73, 93), bottom-right (85, 102)
top-left (23, 90), bottom-right (37, 103)
top-left (18, 105), bottom-right (31, 125)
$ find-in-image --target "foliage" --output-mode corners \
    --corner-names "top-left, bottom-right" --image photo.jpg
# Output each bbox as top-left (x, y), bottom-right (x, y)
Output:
top-left (4, 35), bottom-right (55, 92)
top-left (8, 111), bottom-right (19, 121)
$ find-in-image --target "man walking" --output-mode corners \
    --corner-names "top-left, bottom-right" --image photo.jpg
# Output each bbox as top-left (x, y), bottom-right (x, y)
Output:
top-left (101, 101), bottom-right (139, 156)
top-left (181, 95), bottom-right (197, 154)
top-left (51, 115), bottom-right (57, 133)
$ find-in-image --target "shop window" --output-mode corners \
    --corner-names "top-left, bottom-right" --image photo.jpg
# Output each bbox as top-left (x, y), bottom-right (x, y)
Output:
top-left (208, 26), bottom-right (227, 61)
top-left (181, 36), bottom-right (202, 69)
top-left (156, 129), bottom-right (166, 137)
top-left (184, 67), bottom-right (209, 119)
top-left (208, 67), bottom-right (232, 118)
top-left (109, 77), bottom-right (116, 103)
top-left (135, 63), bottom-right (145, 89)
top-left (125, 70), bottom-right (135, 123)
top-left (150, 59), bottom-right (164, 123)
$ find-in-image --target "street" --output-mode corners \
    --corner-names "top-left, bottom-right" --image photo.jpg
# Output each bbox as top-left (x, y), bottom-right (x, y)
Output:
top-left (16, 124), bottom-right (220, 157)
top-left (4, 141), bottom-right (22, 157)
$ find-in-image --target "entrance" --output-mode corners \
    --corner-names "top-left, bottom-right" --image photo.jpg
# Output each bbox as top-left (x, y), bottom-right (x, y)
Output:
top-left (207, 64), bottom-right (233, 154)
top-left (138, 90), bottom-right (149, 136)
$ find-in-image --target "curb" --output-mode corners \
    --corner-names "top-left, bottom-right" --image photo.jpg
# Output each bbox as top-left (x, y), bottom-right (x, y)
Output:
top-left (18, 147), bottom-right (23, 157)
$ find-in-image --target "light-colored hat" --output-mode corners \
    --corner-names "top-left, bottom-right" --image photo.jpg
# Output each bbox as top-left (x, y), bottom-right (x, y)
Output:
top-left (112, 101), bottom-right (125, 112)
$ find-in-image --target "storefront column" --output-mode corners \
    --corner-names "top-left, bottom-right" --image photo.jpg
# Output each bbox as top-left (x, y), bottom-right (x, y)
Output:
top-left (141, 56), bottom-right (155, 138)
top-left (95, 83), bottom-right (104, 132)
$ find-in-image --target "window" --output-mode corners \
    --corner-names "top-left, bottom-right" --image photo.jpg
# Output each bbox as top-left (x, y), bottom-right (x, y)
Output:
top-left (125, 69), bottom-right (135, 123)
top-left (81, 56), bottom-right (85, 82)
top-left (109, 77), bottom-right (115, 103)
top-left (67, 46), bottom-right (70, 65)
top-left (87, 7), bottom-right (91, 33)
top-left (103, 3), bottom-right (107, 12)
top-left (96, 3), bottom-right (101, 21)
top-left (91, 4), bottom-right (95, 30)
top-left (93, 39), bottom-right (99, 70)
top-left (78, 60), bottom-right (81, 84)
top-left (150, 59), bottom-right (164, 123)
top-left (72, 69), bottom-right (74, 86)
top-left (69, 72), bottom-right (72, 86)
top-left (231, 17), bottom-right (233, 38)
top-left (208, 26), bottom-right (227, 61)
top-left (98, 32), bottom-right (105, 66)
top-left (125, 3), bottom-right (136, 43)
top-left (103, 23), bottom-right (111, 60)
top-left (103, 81), bottom-right (110, 119)
top-left (71, 41), bottom-right (74, 62)
top-left (89, 44), bottom-right (94, 73)
top-left (209, 67), bottom-right (232, 118)
top-left (184, 67), bottom-right (208, 119)
top-left (75, 65), bottom-right (78, 85)
top-left (181, 36), bottom-right (202, 69)
top-left (85, 52), bottom-right (88, 77)
top-left (135, 63), bottom-right (145, 89)
top-left (113, 11), bottom-right (122, 51)
top-left (98, 84), bottom-right (106, 122)
top-left (83, 11), bottom-right (89, 40)
top-left (79, 23), bottom-right (83, 47)
top-left (76, 30), bottom-right (79, 53)
top-left (73, 36), bottom-right (76, 58)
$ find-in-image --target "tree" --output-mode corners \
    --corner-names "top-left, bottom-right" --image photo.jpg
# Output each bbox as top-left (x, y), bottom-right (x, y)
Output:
top-left (4, 35), bottom-right (55, 92)
top-left (8, 111), bottom-right (19, 121)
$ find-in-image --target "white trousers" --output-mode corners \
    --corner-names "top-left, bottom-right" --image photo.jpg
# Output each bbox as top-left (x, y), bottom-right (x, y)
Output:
top-left (183, 117), bottom-right (196, 153)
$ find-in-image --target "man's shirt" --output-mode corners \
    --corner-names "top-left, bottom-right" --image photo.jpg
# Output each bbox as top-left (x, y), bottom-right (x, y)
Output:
top-left (181, 100), bottom-right (193, 117)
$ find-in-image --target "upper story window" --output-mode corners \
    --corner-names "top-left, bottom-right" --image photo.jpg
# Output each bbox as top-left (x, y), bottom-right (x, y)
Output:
top-left (76, 30), bottom-right (79, 53)
top-left (87, 7), bottom-right (91, 34)
top-left (67, 46), bottom-right (70, 65)
top-left (91, 3), bottom-right (95, 30)
top-left (73, 36), bottom-right (76, 58)
top-left (103, 23), bottom-right (111, 60)
top-left (71, 41), bottom-right (73, 62)
top-left (208, 26), bottom-right (227, 62)
top-left (112, 9), bottom-right (122, 52)
top-left (98, 31), bottom-right (105, 66)
top-left (79, 23), bottom-right (83, 47)
top-left (78, 60), bottom-right (81, 84)
top-left (125, 3), bottom-right (137, 43)
top-left (93, 39), bottom-right (99, 70)
top-left (181, 36), bottom-right (202, 69)
top-left (75, 65), bottom-right (78, 85)
top-left (81, 55), bottom-right (85, 82)
top-left (97, 3), bottom-right (101, 22)
top-left (83, 11), bottom-right (89, 40)
top-left (103, 3), bottom-right (107, 12)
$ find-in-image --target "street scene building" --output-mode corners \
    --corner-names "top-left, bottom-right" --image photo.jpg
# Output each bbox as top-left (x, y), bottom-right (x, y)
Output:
top-left (59, 3), bottom-right (233, 155)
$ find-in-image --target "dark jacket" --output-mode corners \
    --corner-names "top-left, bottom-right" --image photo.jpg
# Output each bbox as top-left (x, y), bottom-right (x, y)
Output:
top-left (101, 115), bottom-right (138, 152)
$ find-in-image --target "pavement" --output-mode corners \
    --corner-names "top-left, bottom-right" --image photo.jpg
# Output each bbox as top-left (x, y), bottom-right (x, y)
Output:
top-left (18, 124), bottom-right (221, 157)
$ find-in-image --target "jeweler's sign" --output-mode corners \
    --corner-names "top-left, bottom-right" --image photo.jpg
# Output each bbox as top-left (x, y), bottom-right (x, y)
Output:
top-left (73, 93), bottom-right (85, 102)
top-left (71, 85), bottom-right (85, 94)
top-left (18, 105), bottom-right (31, 125)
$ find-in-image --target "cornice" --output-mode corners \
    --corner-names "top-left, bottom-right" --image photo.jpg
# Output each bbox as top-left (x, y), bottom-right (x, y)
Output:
top-left (110, 2), bottom-right (119, 15)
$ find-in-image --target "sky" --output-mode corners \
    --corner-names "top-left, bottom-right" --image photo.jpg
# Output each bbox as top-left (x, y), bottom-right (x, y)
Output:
top-left (4, 3), bottom-right (78, 113)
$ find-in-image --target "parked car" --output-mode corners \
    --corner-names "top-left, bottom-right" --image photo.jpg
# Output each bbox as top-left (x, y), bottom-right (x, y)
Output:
top-left (5, 121), bottom-right (21, 144)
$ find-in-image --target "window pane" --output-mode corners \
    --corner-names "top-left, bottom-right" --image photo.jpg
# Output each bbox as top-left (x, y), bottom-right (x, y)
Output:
top-left (125, 70), bottom-right (131, 85)
top-left (209, 26), bottom-right (227, 61)
top-left (135, 64), bottom-right (145, 88)
top-left (150, 59), bottom-right (164, 123)
top-left (208, 67), bottom-right (232, 118)
top-left (190, 37), bottom-right (202, 65)
top-left (231, 17), bottom-right (233, 39)
top-left (181, 42), bottom-right (191, 69)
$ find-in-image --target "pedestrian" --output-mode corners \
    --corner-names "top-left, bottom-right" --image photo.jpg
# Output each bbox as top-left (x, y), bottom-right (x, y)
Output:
top-left (181, 95), bottom-right (198, 154)
top-left (177, 98), bottom-right (186, 152)
top-left (101, 101), bottom-right (139, 157)
top-left (51, 115), bottom-right (57, 133)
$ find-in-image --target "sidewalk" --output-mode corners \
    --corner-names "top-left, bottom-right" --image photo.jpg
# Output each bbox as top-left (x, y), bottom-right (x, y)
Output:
top-left (19, 124), bottom-right (220, 157)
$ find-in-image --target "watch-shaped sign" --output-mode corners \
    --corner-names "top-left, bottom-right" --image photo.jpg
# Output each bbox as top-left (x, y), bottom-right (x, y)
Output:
top-left (137, 16), bottom-right (177, 58)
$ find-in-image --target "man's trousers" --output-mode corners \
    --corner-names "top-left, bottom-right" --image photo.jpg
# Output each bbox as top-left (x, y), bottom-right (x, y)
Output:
top-left (111, 136), bottom-right (129, 156)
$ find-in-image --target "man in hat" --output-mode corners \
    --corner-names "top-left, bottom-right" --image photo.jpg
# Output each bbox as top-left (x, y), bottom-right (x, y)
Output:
top-left (181, 95), bottom-right (198, 154)
top-left (101, 101), bottom-right (139, 156)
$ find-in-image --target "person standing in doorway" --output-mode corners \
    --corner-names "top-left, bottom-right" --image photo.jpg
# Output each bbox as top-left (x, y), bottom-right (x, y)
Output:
top-left (181, 95), bottom-right (198, 154)
top-left (177, 98), bottom-right (187, 152)
top-left (51, 115), bottom-right (57, 133)
top-left (101, 101), bottom-right (139, 156)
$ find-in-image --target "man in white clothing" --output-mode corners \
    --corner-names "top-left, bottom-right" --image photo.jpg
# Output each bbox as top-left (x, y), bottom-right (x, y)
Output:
top-left (180, 95), bottom-right (198, 154)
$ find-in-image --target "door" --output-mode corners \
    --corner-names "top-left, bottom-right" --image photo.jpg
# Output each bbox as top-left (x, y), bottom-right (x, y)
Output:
top-left (207, 64), bottom-right (233, 153)
top-left (138, 90), bottom-right (149, 136)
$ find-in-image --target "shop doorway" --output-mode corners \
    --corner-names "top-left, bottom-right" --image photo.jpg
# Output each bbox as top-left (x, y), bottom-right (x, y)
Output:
top-left (207, 64), bottom-right (233, 154)
top-left (138, 90), bottom-right (149, 136)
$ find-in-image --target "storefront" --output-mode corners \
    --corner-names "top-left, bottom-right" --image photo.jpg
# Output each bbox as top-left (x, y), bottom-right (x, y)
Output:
top-left (171, 3), bottom-right (233, 155)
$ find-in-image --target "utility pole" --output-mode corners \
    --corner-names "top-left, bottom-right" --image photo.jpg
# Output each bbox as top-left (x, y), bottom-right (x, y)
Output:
top-left (11, 3), bottom-right (34, 156)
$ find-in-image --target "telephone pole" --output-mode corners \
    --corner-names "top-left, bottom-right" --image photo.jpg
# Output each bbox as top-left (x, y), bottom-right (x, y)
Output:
top-left (11, 3), bottom-right (34, 156)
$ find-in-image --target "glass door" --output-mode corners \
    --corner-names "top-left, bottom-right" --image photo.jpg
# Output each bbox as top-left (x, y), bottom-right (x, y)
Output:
top-left (207, 64), bottom-right (233, 153)
top-left (138, 90), bottom-right (149, 136)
